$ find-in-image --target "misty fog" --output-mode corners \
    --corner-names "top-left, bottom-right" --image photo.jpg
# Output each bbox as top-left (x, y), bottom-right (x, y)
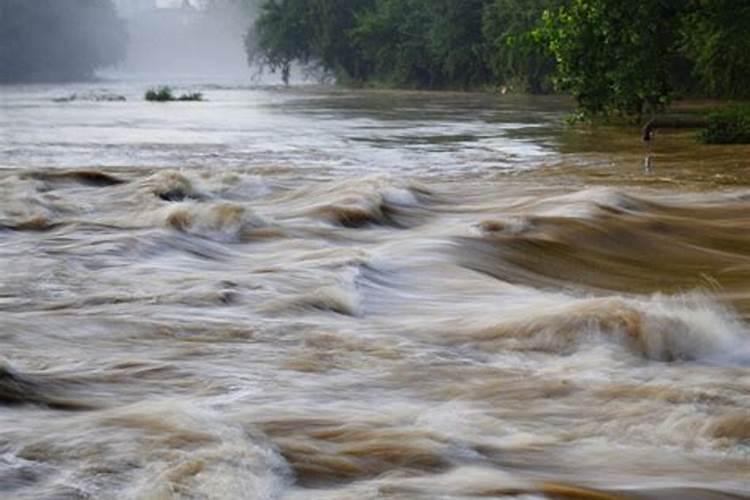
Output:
top-left (110, 0), bottom-right (259, 81)
top-left (0, 0), bottom-right (263, 83)
top-left (0, 0), bottom-right (126, 82)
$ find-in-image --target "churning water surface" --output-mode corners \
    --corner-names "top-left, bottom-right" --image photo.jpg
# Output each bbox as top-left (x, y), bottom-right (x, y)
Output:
top-left (0, 81), bottom-right (748, 499)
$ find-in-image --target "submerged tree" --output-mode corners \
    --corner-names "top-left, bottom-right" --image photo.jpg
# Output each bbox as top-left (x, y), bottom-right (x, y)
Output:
top-left (0, 0), bottom-right (127, 83)
top-left (248, 0), bottom-right (375, 83)
top-left (247, 0), bottom-right (311, 83)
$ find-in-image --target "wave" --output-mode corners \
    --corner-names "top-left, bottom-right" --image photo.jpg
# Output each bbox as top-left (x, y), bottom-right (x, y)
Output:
top-left (279, 177), bottom-right (433, 228)
top-left (253, 414), bottom-right (456, 487)
top-left (444, 294), bottom-right (750, 363)
top-left (140, 170), bottom-right (204, 203)
top-left (162, 202), bottom-right (270, 242)
top-left (8, 401), bottom-right (290, 498)
top-left (22, 170), bottom-right (125, 187)
top-left (373, 466), bottom-right (747, 499)
top-left (262, 283), bottom-right (361, 317)
top-left (0, 362), bottom-right (93, 411)
top-left (0, 174), bottom-right (77, 231)
top-left (0, 215), bottom-right (61, 232)
top-left (458, 188), bottom-right (750, 306)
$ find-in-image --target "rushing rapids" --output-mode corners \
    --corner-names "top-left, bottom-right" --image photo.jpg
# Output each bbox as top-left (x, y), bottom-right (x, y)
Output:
top-left (0, 83), bottom-right (748, 499)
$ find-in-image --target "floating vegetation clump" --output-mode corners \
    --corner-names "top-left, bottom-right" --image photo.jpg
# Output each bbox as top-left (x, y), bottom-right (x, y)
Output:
top-left (53, 92), bottom-right (126, 103)
top-left (145, 86), bottom-right (203, 102)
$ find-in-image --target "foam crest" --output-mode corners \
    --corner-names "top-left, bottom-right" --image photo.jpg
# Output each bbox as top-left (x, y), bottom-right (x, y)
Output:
top-left (163, 202), bottom-right (268, 241)
top-left (299, 177), bottom-right (431, 228)
top-left (460, 295), bottom-right (750, 363)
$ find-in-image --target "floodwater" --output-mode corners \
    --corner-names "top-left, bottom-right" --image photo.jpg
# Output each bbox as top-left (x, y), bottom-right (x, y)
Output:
top-left (0, 82), bottom-right (748, 499)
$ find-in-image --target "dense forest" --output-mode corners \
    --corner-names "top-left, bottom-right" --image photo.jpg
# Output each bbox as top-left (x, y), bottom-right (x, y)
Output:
top-left (0, 0), bottom-right (126, 82)
top-left (248, 0), bottom-right (750, 118)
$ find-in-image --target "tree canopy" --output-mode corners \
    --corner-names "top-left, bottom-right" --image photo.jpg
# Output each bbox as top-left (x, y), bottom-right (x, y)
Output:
top-left (537, 0), bottom-right (683, 119)
top-left (0, 0), bottom-right (127, 83)
top-left (680, 0), bottom-right (750, 99)
top-left (249, 0), bottom-right (556, 91)
top-left (538, 0), bottom-right (750, 119)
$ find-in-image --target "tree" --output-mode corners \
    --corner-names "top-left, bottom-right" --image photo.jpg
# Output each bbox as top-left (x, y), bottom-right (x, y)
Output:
top-left (249, 0), bottom-right (374, 83)
top-left (306, 0), bottom-right (375, 81)
top-left (249, 0), bottom-right (551, 89)
top-left (680, 0), bottom-right (750, 99)
top-left (249, 0), bottom-right (507, 89)
top-left (481, 0), bottom-right (560, 93)
top-left (350, 0), bottom-right (438, 87)
top-left (428, 0), bottom-right (490, 88)
top-left (246, 0), bottom-right (750, 105)
top-left (248, 0), bottom-right (311, 83)
top-left (351, 0), bottom-right (490, 89)
top-left (537, 0), bottom-right (683, 119)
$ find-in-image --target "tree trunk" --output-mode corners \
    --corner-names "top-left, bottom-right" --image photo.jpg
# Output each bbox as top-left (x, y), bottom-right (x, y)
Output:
top-left (641, 115), bottom-right (709, 141)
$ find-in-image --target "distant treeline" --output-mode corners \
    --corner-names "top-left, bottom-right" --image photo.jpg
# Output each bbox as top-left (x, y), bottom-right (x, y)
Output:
top-left (248, 0), bottom-right (750, 118)
top-left (247, 0), bottom-right (560, 93)
top-left (0, 0), bottom-right (126, 83)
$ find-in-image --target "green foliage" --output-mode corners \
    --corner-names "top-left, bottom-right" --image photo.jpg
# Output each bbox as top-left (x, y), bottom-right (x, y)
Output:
top-left (307, 0), bottom-right (376, 81)
top-left (481, 0), bottom-right (560, 93)
top-left (249, 0), bottom-right (376, 84)
top-left (145, 87), bottom-right (203, 102)
top-left (681, 1), bottom-right (750, 99)
top-left (248, 0), bottom-right (552, 90)
top-left (0, 0), bottom-right (127, 83)
top-left (700, 106), bottom-right (750, 144)
top-left (248, 0), bottom-right (750, 112)
top-left (536, 0), bottom-right (750, 118)
top-left (146, 87), bottom-right (175, 102)
top-left (537, 0), bottom-right (682, 119)
top-left (247, 0), bottom-right (313, 84)
top-left (351, 0), bottom-right (440, 88)
top-left (425, 0), bottom-right (490, 88)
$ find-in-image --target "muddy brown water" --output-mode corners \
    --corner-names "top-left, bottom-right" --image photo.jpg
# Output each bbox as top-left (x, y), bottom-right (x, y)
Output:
top-left (0, 82), bottom-right (748, 499)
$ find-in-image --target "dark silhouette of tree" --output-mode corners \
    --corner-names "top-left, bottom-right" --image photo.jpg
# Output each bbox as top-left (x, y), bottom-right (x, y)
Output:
top-left (0, 0), bottom-right (127, 83)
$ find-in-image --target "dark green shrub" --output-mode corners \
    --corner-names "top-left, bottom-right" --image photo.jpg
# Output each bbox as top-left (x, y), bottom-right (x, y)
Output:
top-left (700, 106), bottom-right (750, 144)
top-left (145, 87), bottom-right (175, 102)
top-left (145, 87), bottom-right (203, 102)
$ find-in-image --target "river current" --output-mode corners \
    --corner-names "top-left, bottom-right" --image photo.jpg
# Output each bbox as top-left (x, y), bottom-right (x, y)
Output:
top-left (0, 82), bottom-right (748, 499)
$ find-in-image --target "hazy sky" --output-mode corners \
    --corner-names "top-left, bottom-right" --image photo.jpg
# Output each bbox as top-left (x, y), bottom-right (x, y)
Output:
top-left (116, 0), bottom-right (255, 79)
top-left (114, 0), bottom-right (199, 17)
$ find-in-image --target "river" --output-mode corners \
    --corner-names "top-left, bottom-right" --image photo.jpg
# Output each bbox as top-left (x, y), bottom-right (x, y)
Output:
top-left (0, 81), bottom-right (748, 499)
